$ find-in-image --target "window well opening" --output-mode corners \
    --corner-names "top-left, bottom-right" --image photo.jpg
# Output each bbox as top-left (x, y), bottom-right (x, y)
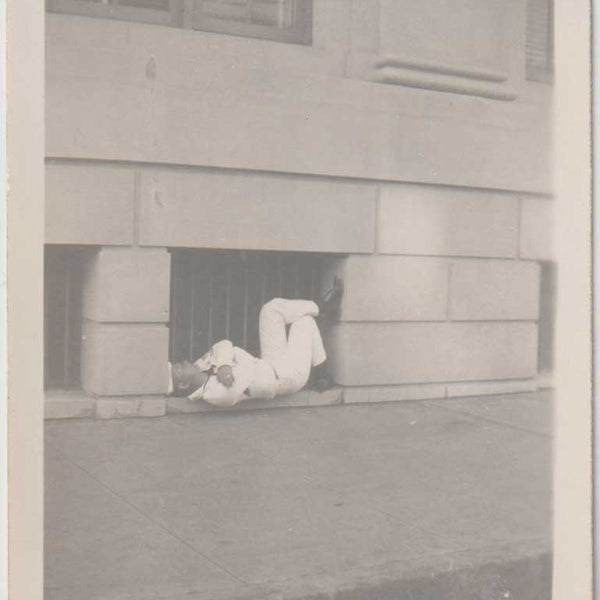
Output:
top-left (169, 249), bottom-right (331, 363)
top-left (44, 245), bottom-right (96, 390)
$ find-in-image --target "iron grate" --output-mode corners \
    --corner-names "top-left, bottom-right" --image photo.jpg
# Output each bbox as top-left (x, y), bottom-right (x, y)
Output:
top-left (169, 249), bottom-right (326, 363)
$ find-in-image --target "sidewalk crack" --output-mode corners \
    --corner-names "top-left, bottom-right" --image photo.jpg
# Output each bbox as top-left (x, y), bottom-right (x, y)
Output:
top-left (52, 447), bottom-right (251, 587)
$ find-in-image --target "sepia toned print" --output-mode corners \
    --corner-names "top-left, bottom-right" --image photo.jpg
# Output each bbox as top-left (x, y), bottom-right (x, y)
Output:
top-left (41, 1), bottom-right (556, 598)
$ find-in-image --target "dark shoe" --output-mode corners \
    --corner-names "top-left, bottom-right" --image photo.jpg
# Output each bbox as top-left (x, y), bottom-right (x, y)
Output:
top-left (309, 361), bottom-right (334, 392)
top-left (317, 276), bottom-right (344, 319)
top-left (313, 374), bottom-right (333, 392)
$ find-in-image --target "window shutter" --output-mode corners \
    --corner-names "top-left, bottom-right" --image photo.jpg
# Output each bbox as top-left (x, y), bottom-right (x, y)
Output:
top-left (526, 0), bottom-right (554, 82)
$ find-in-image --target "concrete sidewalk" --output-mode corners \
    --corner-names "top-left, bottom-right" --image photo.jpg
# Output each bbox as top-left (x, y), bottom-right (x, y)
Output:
top-left (45, 392), bottom-right (552, 600)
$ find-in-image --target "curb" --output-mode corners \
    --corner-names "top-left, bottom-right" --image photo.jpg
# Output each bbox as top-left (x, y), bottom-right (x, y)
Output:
top-left (234, 544), bottom-right (552, 600)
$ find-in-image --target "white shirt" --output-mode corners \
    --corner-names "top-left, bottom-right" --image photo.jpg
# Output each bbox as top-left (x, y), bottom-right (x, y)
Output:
top-left (188, 340), bottom-right (278, 407)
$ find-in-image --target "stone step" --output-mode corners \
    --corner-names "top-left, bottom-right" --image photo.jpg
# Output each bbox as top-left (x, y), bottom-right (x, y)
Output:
top-left (44, 388), bottom-right (343, 419)
top-left (166, 387), bottom-right (343, 414)
top-left (44, 379), bottom-right (545, 420)
top-left (303, 553), bottom-right (551, 600)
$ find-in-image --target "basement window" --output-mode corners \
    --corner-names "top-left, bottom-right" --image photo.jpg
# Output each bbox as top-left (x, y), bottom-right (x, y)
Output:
top-left (169, 249), bottom-right (326, 363)
top-left (537, 261), bottom-right (556, 375)
top-left (44, 246), bottom-right (94, 390)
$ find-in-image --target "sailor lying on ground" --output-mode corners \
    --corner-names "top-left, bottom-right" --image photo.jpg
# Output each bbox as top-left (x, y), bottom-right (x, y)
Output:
top-left (168, 281), bottom-right (343, 408)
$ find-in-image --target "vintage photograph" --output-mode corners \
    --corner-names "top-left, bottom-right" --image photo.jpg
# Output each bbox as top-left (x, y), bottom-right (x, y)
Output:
top-left (41, 0), bottom-right (556, 598)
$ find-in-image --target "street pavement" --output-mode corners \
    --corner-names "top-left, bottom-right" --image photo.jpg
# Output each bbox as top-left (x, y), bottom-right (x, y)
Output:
top-left (45, 391), bottom-right (552, 600)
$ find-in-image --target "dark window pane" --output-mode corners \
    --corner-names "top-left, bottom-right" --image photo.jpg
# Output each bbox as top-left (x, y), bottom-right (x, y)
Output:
top-left (200, 0), bottom-right (251, 23)
top-left (48, 0), bottom-right (176, 26)
top-left (199, 0), bottom-right (295, 29)
top-left (250, 0), bottom-right (294, 28)
top-left (120, 0), bottom-right (170, 10)
top-left (191, 0), bottom-right (311, 44)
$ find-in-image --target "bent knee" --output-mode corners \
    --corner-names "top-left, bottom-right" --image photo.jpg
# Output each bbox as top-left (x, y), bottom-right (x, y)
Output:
top-left (261, 298), bottom-right (283, 311)
top-left (259, 298), bottom-right (284, 319)
top-left (292, 314), bottom-right (318, 329)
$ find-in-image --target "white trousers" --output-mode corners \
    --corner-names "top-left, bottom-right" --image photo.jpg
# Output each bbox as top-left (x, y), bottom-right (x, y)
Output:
top-left (259, 298), bottom-right (327, 396)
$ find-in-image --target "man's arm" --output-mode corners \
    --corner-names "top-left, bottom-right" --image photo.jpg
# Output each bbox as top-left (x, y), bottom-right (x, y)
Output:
top-left (189, 350), bottom-right (255, 406)
top-left (232, 346), bottom-right (257, 365)
top-left (210, 340), bottom-right (234, 367)
top-left (208, 340), bottom-right (236, 387)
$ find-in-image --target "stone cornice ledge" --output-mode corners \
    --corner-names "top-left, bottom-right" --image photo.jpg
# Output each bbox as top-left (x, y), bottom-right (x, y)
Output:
top-left (371, 56), bottom-right (517, 102)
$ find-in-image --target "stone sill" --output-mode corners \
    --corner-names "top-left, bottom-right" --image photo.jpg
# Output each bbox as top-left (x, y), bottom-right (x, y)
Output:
top-left (44, 376), bottom-right (546, 420)
top-left (44, 388), bottom-right (344, 420)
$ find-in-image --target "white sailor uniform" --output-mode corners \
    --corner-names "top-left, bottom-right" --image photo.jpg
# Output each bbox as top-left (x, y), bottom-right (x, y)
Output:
top-left (186, 298), bottom-right (327, 407)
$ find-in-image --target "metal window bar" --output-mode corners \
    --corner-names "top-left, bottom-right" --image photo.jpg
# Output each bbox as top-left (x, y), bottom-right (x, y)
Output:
top-left (225, 261), bottom-right (231, 339)
top-left (294, 254), bottom-right (302, 298)
top-left (169, 249), bottom-right (326, 362)
top-left (206, 254), bottom-right (214, 348)
top-left (188, 257), bottom-right (196, 359)
top-left (242, 261), bottom-right (249, 350)
top-left (63, 261), bottom-right (73, 384)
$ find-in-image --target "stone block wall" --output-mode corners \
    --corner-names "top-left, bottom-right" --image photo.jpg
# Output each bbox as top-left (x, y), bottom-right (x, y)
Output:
top-left (47, 161), bottom-right (551, 403)
top-left (321, 184), bottom-right (551, 400)
top-left (79, 247), bottom-right (171, 411)
top-left (43, 0), bottom-right (553, 408)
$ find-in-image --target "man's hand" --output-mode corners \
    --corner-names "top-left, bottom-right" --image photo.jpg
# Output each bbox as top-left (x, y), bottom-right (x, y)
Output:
top-left (216, 365), bottom-right (235, 388)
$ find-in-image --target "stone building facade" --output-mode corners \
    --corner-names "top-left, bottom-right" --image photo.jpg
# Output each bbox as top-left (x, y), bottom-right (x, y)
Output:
top-left (44, 0), bottom-right (554, 418)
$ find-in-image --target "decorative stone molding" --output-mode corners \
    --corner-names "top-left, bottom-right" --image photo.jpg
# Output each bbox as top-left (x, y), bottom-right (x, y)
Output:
top-left (370, 55), bottom-right (517, 101)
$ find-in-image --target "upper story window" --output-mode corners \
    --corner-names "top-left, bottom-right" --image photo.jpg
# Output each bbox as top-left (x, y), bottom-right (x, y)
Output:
top-left (526, 0), bottom-right (554, 83)
top-left (47, 0), bottom-right (313, 45)
top-left (46, 0), bottom-right (177, 26)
